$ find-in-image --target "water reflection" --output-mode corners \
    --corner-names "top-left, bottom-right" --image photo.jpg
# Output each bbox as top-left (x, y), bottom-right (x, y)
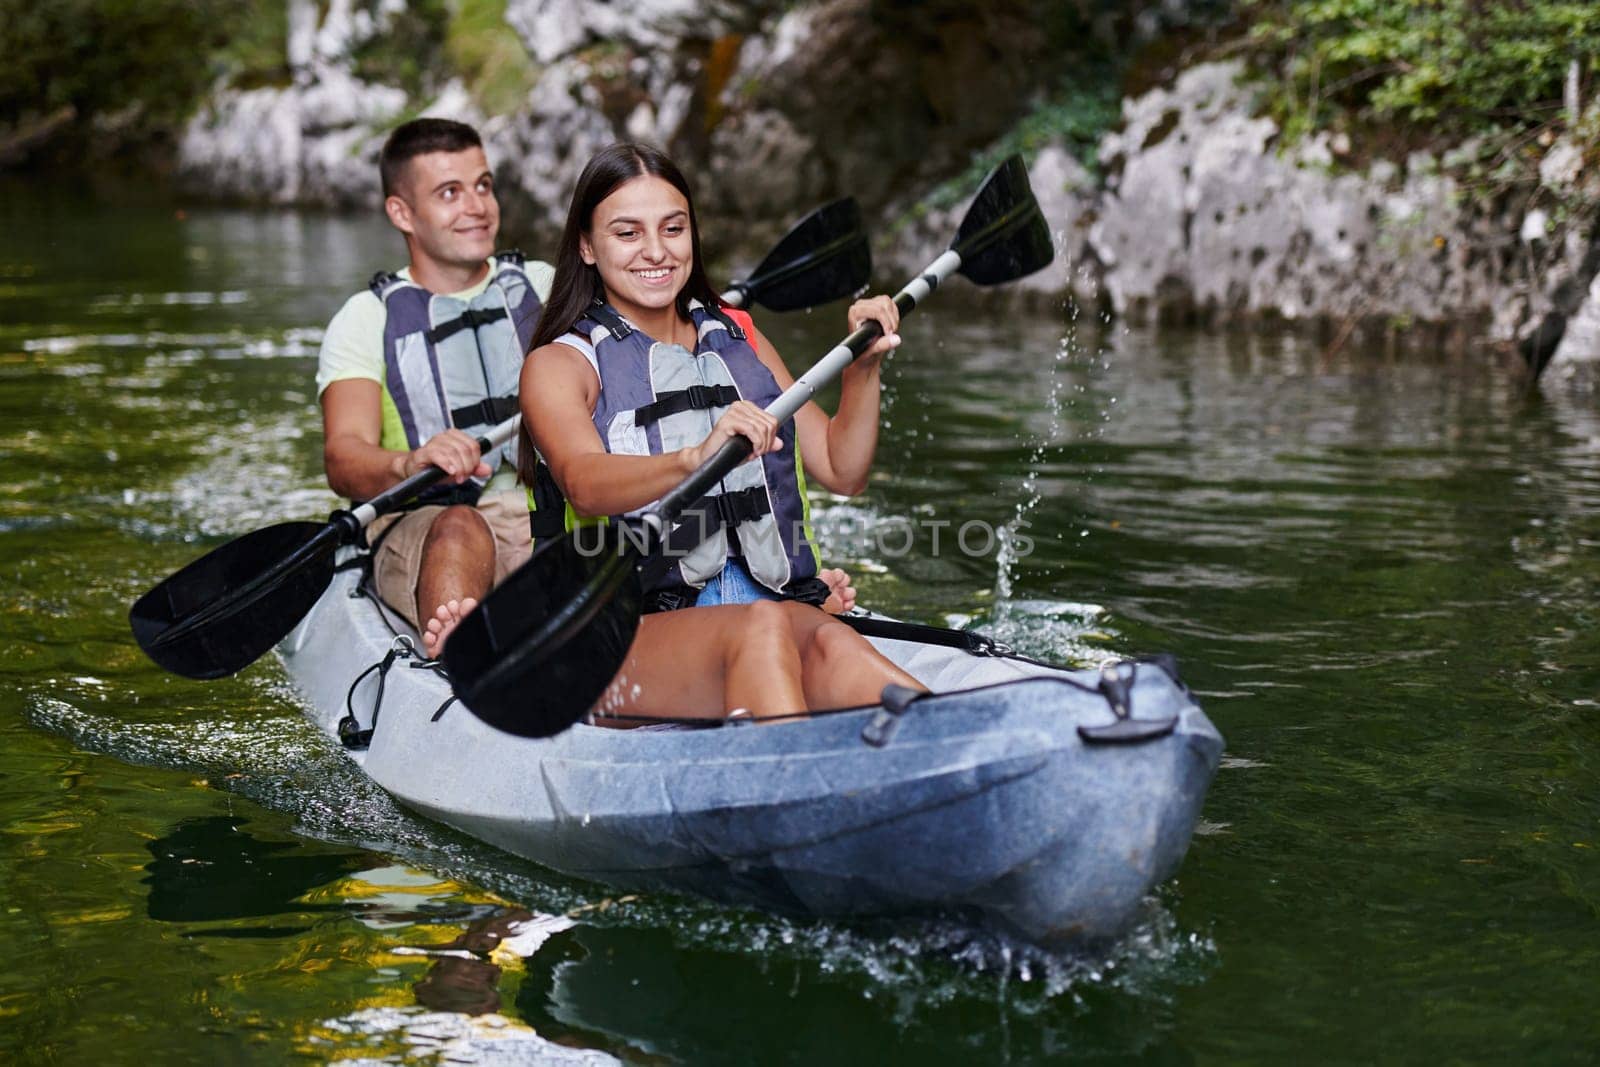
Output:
top-left (517, 923), bottom-right (1202, 1066)
top-left (143, 815), bottom-right (365, 933)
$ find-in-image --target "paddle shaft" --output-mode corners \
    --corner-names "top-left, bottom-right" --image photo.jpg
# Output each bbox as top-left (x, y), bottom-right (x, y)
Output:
top-left (650, 249), bottom-right (962, 531)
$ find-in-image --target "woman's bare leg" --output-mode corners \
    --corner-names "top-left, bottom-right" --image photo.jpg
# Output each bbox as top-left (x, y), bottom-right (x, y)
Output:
top-left (778, 602), bottom-right (928, 709)
top-left (592, 601), bottom-right (807, 724)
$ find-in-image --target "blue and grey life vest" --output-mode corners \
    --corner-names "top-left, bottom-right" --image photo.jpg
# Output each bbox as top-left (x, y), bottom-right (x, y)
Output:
top-left (560, 299), bottom-right (820, 596)
top-left (369, 251), bottom-right (541, 505)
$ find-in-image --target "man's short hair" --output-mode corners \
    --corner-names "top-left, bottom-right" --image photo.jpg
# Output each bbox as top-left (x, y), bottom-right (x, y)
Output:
top-left (379, 118), bottom-right (484, 198)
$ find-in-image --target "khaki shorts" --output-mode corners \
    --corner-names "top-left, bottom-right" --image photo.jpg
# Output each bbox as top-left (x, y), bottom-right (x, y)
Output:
top-left (367, 490), bottom-right (532, 630)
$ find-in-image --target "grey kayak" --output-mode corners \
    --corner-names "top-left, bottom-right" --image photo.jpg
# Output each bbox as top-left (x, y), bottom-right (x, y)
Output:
top-left (278, 557), bottom-right (1223, 946)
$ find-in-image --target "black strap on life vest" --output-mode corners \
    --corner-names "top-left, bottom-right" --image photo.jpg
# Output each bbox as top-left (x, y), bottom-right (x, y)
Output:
top-left (702, 303), bottom-right (747, 341)
top-left (643, 486), bottom-right (774, 579)
top-left (632, 384), bottom-right (741, 428)
top-left (425, 304), bottom-right (509, 345)
top-left (585, 300), bottom-right (633, 340)
top-left (449, 394), bottom-right (520, 428)
top-left (527, 463), bottom-right (569, 542)
top-left (637, 483), bottom-right (827, 615)
top-left (662, 486), bottom-right (771, 557)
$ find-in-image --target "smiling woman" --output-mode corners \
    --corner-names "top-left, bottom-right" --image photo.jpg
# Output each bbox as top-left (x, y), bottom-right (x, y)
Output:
top-left (511, 141), bottom-right (924, 724)
top-left (518, 143), bottom-right (900, 609)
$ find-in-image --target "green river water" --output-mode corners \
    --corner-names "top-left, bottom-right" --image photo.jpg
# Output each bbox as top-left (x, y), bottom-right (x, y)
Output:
top-left (2, 179), bottom-right (1598, 1064)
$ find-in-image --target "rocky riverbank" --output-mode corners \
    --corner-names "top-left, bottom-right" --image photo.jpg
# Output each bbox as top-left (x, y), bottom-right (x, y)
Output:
top-left (170, 0), bottom-right (1599, 383)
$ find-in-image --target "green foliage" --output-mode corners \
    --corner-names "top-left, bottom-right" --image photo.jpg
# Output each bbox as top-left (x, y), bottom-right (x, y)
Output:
top-left (927, 76), bottom-right (1119, 212)
top-left (350, 0), bottom-right (450, 99)
top-left (0, 0), bottom-right (244, 130)
top-left (1243, 0), bottom-right (1600, 137)
top-left (445, 0), bottom-right (540, 116)
top-left (214, 2), bottom-right (290, 91)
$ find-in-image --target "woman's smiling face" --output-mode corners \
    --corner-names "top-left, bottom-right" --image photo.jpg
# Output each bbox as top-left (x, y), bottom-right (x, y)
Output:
top-left (580, 174), bottom-right (693, 321)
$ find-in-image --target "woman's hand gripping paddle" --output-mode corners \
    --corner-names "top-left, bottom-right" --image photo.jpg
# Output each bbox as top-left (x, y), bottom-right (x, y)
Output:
top-left (445, 156), bottom-right (1054, 737)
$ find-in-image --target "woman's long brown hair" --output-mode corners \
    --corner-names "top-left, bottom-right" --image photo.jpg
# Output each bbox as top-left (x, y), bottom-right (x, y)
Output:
top-left (517, 142), bottom-right (723, 488)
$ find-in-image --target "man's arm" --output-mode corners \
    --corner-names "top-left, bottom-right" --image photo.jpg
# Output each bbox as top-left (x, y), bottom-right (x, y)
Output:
top-left (320, 379), bottom-right (488, 501)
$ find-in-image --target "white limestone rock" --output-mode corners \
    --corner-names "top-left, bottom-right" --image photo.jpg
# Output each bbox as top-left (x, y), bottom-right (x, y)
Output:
top-left (1089, 61), bottom-right (1526, 329)
top-left (179, 88), bottom-right (304, 203)
top-left (1540, 138), bottom-right (1585, 191)
top-left (298, 65), bottom-right (406, 134)
top-left (172, 2), bottom-right (1600, 371)
top-left (492, 60), bottom-right (619, 232)
top-left (179, 0), bottom-right (441, 208)
top-left (1550, 272), bottom-right (1600, 364)
top-left (504, 0), bottom-right (774, 64)
top-left (300, 124), bottom-right (383, 206)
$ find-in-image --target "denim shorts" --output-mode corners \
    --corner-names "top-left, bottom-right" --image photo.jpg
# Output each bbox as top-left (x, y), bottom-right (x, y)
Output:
top-left (693, 559), bottom-right (780, 607)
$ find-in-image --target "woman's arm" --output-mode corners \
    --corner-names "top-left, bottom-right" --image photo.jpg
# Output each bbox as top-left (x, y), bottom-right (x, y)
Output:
top-left (522, 342), bottom-right (781, 517)
top-left (748, 295), bottom-right (899, 497)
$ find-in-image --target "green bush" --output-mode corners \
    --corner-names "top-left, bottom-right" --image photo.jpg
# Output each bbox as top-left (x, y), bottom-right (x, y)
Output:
top-left (0, 0), bottom-right (234, 128)
top-left (215, 1), bottom-right (290, 91)
top-left (446, 0), bottom-right (540, 116)
top-left (1243, 0), bottom-right (1600, 137)
top-left (929, 77), bottom-right (1119, 210)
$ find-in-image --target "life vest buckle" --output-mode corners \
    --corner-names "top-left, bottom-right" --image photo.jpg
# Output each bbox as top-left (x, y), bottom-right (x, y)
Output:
top-left (685, 384), bottom-right (720, 409)
top-left (713, 486), bottom-right (769, 529)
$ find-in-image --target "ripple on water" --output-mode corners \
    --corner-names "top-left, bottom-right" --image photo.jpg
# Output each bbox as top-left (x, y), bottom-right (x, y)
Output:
top-left (560, 885), bottom-right (1217, 1024)
top-left (21, 688), bottom-right (590, 916)
top-left (22, 329), bottom-right (316, 358)
top-left (968, 597), bottom-right (1115, 666)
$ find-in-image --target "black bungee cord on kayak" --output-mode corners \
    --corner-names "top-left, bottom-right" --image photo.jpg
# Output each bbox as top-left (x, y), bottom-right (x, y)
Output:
top-left (338, 631), bottom-right (457, 749)
top-left (338, 639), bottom-right (410, 749)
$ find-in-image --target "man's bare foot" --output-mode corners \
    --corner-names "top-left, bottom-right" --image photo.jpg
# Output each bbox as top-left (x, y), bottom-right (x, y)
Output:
top-left (422, 597), bottom-right (479, 657)
top-left (818, 568), bottom-right (857, 615)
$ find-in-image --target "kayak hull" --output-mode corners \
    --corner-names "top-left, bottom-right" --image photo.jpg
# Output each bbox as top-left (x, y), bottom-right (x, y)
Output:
top-left (281, 563), bottom-right (1222, 945)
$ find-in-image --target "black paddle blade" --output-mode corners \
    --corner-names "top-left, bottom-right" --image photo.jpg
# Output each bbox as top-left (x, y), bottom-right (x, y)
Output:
top-left (952, 154), bottom-right (1055, 286)
top-left (130, 522), bottom-right (336, 680)
top-left (732, 198), bottom-right (872, 312)
top-left (444, 525), bottom-right (645, 737)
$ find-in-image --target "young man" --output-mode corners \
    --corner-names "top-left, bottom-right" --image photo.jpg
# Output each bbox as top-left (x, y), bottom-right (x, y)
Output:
top-left (317, 118), bottom-right (553, 654)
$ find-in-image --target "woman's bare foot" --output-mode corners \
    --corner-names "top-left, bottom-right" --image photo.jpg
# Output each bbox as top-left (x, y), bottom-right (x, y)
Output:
top-left (818, 568), bottom-right (857, 615)
top-left (422, 597), bottom-right (479, 657)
